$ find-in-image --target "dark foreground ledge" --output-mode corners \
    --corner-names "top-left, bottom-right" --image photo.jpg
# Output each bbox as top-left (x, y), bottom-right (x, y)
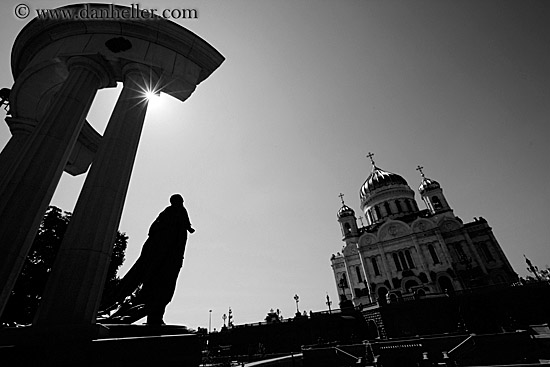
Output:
top-left (0, 324), bottom-right (201, 367)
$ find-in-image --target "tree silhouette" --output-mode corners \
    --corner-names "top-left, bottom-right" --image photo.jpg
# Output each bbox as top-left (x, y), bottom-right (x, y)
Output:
top-left (0, 206), bottom-right (127, 326)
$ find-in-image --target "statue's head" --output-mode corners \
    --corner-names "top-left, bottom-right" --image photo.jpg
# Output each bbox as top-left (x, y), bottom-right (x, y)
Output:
top-left (170, 194), bottom-right (184, 206)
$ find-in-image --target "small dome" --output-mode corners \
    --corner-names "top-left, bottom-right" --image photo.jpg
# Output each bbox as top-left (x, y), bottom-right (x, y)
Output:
top-left (337, 204), bottom-right (355, 218)
top-left (360, 165), bottom-right (409, 201)
top-left (419, 176), bottom-right (440, 195)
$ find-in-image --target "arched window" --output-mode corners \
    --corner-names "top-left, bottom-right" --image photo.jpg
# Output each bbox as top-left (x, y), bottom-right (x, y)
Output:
top-left (355, 266), bottom-right (363, 283)
top-left (479, 242), bottom-right (494, 262)
top-left (395, 200), bottom-right (402, 213)
top-left (374, 206), bottom-right (381, 220)
top-left (432, 196), bottom-right (442, 210)
top-left (405, 279), bottom-right (419, 292)
top-left (371, 257), bottom-right (380, 276)
top-left (384, 202), bottom-right (392, 215)
top-left (344, 223), bottom-right (351, 234)
top-left (405, 250), bottom-right (415, 269)
top-left (454, 243), bottom-right (467, 261)
top-left (340, 273), bottom-right (348, 288)
top-left (399, 252), bottom-right (409, 270)
top-left (393, 251), bottom-right (415, 271)
top-left (367, 210), bottom-right (373, 224)
top-left (428, 244), bottom-right (440, 264)
top-left (405, 200), bottom-right (413, 212)
top-left (393, 253), bottom-right (402, 271)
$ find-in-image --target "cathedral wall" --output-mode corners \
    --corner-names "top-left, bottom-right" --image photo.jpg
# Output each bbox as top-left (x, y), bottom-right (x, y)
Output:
top-left (354, 228), bottom-right (466, 303)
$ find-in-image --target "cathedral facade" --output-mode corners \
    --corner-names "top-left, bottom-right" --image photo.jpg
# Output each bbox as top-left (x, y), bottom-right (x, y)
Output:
top-left (331, 156), bottom-right (517, 307)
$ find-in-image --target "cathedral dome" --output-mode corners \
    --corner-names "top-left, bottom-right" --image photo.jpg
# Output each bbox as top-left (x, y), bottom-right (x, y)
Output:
top-left (337, 204), bottom-right (355, 218)
top-left (419, 176), bottom-right (440, 195)
top-left (360, 165), bottom-right (410, 202)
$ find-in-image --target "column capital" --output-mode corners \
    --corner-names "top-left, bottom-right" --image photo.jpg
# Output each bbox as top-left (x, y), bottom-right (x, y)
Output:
top-left (121, 62), bottom-right (161, 92)
top-left (67, 55), bottom-right (116, 89)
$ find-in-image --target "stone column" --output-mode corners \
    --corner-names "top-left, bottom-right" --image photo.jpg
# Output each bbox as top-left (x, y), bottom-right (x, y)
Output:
top-left (0, 56), bottom-right (112, 317)
top-left (435, 232), bottom-right (454, 266)
top-left (379, 204), bottom-right (388, 218)
top-left (377, 245), bottom-right (393, 280)
top-left (35, 63), bottom-right (157, 326)
top-left (410, 236), bottom-right (428, 271)
top-left (342, 259), bottom-right (355, 300)
top-left (0, 117), bottom-right (34, 178)
top-left (356, 246), bottom-right (373, 303)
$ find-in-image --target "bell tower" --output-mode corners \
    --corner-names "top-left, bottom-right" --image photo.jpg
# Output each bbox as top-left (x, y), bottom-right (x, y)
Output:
top-left (417, 165), bottom-right (451, 214)
top-left (337, 193), bottom-right (359, 244)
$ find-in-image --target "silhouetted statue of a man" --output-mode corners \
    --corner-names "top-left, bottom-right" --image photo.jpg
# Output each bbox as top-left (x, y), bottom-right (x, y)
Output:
top-left (142, 194), bottom-right (195, 324)
top-left (112, 194), bottom-right (195, 324)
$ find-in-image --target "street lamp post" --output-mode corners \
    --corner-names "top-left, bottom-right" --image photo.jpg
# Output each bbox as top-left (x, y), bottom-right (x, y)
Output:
top-left (326, 294), bottom-right (332, 314)
top-left (209, 309), bottom-right (212, 334)
top-left (294, 294), bottom-right (300, 315)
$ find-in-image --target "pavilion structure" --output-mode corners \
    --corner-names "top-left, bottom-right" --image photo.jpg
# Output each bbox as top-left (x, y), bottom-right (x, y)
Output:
top-left (0, 4), bottom-right (223, 353)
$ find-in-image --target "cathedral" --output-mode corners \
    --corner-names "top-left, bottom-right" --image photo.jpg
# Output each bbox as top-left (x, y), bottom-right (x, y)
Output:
top-left (331, 154), bottom-right (517, 308)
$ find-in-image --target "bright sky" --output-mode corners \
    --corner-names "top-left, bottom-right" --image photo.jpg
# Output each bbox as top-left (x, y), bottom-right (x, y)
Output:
top-left (0, 0), bottom-right (549, 330)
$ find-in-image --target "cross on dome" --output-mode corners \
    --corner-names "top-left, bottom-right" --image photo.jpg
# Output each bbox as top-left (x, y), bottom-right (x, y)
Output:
top-left (366, 152), bottom-right (375, 166)
top-left (337, 192), bottom-right (355, 218)
top-left (338, 192), bottom-right (345, 205)
top-left (416, 165), bottom-right (425, 177)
